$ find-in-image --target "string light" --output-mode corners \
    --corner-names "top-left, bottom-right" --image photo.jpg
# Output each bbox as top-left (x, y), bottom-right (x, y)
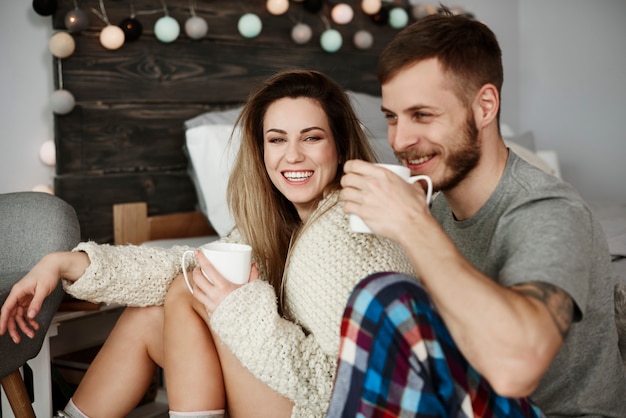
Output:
top-left (50, 60), bottom-right (76, 115)
top-left (64, 1), bottom-right (89, 33)
top-left (331, 3), bottom-right (354, 25)
top-left (119, 0), bottom-right (143, 42)
top-left (45, 2), bottom-right (472, 53)
top-left (185, 0), bottom-right (209, 40)
top-left (238, 13), bottom-right (262, 39)
top-left (92, 0), bottom-right (125, 50)
top-left (49, 31), bottom-right (75, 58)
top-left (266, 0), bottom-right (289, 16)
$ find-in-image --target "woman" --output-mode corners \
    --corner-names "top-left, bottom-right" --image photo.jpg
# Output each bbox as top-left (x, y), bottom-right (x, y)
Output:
top-left (0, 69), bottom-right (415, 418)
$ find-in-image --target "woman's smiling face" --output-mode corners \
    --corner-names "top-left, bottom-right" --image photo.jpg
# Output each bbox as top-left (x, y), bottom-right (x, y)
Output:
top-left (263, 97), bottom-right (339, 221)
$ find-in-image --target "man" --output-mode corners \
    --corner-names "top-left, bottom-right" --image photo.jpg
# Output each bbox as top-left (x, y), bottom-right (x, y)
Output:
top-left (329, 10), bottom-right (626, 418)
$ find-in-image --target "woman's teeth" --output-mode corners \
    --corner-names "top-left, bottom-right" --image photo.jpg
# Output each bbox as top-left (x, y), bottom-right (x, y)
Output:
top-left (283, 171), bottom-right (313, 181)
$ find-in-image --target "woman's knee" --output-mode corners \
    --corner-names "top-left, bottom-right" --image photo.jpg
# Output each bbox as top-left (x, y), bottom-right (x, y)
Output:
top-left (118, 306), bottom-right (164, 332)
top-left (164, 274), bottom-right (192, 309)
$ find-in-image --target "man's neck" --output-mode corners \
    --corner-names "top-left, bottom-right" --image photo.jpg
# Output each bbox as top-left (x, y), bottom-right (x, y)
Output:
top-left (442, 138), bottom-right (509, 221)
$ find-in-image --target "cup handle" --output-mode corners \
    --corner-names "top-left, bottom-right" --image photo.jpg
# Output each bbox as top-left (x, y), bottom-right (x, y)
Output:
top-left (408, 175), bottom-right (433, 205)
top-left (181, 250), bottom-right (195, 294)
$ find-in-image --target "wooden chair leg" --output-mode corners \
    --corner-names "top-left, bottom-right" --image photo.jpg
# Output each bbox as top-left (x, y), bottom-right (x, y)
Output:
top-left (1, 369), bottom-right (35, 418)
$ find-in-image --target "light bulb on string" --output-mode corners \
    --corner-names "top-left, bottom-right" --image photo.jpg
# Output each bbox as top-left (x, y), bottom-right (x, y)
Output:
top-left (50, 60), bottom-right (76, 115)
top-left (32, 0), bottom-right (57, 16)
top-left (65, 1), bottom-right (89, 33)
top-left (331, 3), bottom-right (353, 25)
top-left (319, 16), bottom-right (341, 53)
top-left (370, 4), bottom-right (390, 26)
top-left (238, 13), bottom-right (262, 39)
top-left (185, 0), bottom-right (208, 40)
top-left (119, 0), bottom-right (143, 42)
top-left (266, 0), bottom-right (289, 16)
top-left (388, 7), bottom-right (409, 29)
top-left (39, 140), bottom-right (56, 166)
top-left (361, 0), bottom-right (381, 15)
top-left (291, 22), bottom-right (312, 44)
top-left (49, 31), bottom-right (75, 58)
top-left (412, 4), bottom-right (437, 19)
top-left (92, 0), bottom-right (125, 50)
top-left (353, 29), bottom-right (373, 49)
top-left (303, 0), bottom-right (324, 14)
top-left (154, 0), bottom-right (180, 43)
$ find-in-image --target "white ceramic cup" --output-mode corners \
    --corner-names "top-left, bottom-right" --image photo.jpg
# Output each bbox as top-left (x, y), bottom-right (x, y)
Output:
top-left (181, 242), bottom-right (252, 293)
top-left (349, 163), bottom-right (433, 234)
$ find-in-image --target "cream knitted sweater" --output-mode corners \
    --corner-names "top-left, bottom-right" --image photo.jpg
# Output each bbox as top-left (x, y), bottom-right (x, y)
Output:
top-left (63, 192), bottom-right (415, 417)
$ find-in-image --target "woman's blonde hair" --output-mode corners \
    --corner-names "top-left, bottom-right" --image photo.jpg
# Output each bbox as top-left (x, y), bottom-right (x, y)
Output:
top-left (227, 68), bottom-right (377, 298)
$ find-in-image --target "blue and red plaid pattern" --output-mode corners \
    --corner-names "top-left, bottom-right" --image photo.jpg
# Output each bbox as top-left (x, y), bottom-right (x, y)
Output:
top-left (326, 273), bottom-right (544, 418)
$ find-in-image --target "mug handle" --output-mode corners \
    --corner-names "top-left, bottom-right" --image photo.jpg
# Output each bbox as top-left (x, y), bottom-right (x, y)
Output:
top-left (181, 250), bottom-right (196, 294)
top-left (408, 175), bottom-right (433, 205)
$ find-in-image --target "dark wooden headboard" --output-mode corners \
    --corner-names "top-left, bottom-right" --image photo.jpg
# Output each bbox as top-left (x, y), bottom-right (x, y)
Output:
top-left (50, 0), bottom-right (402, 243)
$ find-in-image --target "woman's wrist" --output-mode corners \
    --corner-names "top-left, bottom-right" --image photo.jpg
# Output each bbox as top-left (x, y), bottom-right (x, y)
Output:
top-left (48, 251), bottom-right (90, 282)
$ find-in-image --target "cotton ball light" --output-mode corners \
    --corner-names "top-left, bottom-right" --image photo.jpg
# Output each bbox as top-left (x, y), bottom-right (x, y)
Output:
top-left (353, 30), bottom-right (373, 50)
top-left (100, 25), bottom-right (125, 50)
top-left (303, 0), bottom-right (324, 13)
top-left (389, 7), bottom-right (409, 29)
top-left (185, 16), bottom-right (208, 39)
top-left (370, 6), bottom-right (389, 25)
top-left (32, 184), bottom-right (54, 194)
top-left (119, 17), bottom-right (143, 42)
top-left (331, 3), bottom-right (354, 25)
top-left (39, 140), bottom-right (56, 166)
top-left (50, 89), bottom-right (75, 115)
top-left (238, 13), bottom-right (262, 39)
top-left (266, 0), bottom-right (289, 16)
top-left (64, 8), bottom-right (89, 33)
top-left (154, 16), bottom-right (180, 43)
top-left (291, 23), bottom-right (312, 44)
top-left (361, 0), bottom-right (381, 15)
top-left (49, 32), bottom-right (75, 59)
top-left (412, 4), bottom-right (437, 19)
top-left (32, 0), bottom-right (57, 16)
top-left (320, 29), bottom-right (342, 53)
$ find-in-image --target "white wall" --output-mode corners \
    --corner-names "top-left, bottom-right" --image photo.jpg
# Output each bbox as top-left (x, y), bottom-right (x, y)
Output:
top-left (519, 0), bottom-right (626, 203)
top-left (0, 2), bottom-right (54, 193)
top-left (1, 1), bottom-right (624, 203)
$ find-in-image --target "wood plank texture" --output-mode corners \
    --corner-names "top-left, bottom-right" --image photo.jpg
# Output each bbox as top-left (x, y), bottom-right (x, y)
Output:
top-left (51, 0), bottom-right (403, 243)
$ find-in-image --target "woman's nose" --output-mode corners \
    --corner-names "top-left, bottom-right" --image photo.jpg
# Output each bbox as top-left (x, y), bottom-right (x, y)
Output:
top-left (285, 141), bottom-right (304, 163)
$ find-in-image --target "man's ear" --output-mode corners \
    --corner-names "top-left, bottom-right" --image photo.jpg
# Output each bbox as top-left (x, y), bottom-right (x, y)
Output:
top-left (472, 84), bottom-right (499, 128)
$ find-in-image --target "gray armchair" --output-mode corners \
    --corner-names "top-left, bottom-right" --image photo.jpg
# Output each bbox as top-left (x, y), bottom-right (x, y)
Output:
top-left (0, 192), bottom-right (80, 417)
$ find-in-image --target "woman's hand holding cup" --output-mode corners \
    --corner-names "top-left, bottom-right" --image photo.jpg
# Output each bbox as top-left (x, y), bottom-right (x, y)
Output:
top-left (181, 242), bottom-right (256, 314)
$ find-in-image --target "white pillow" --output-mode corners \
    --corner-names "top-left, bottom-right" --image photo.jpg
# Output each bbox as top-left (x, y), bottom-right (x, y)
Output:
top-left (185, 124), bottom-right (240, 237)
top-left (504, 140), bottom-right (557, 177)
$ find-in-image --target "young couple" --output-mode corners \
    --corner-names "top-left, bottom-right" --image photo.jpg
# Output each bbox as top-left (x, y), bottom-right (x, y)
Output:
top-left (2, 10), bottom-right (625, 418)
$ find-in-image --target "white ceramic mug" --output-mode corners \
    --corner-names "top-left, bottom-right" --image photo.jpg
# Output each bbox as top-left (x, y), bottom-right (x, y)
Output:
top-left (181, 242), bottom-right (252, 293)
top-left (349, 163), bottom-right (433, 234)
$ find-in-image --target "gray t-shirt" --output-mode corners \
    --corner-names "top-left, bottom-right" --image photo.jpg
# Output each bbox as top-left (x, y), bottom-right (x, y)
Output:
top-left (431, 151), bottom-right (626, 417)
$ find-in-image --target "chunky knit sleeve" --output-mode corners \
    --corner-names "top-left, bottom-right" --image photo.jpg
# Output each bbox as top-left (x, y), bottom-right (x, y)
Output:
top-left (210, 280), bottom-right (336, 418)
top-left (63, 242), bottom-right (192, 306)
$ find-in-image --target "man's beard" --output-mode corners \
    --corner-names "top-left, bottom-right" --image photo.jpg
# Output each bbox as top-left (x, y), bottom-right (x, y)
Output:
top-left (395, 114), bottom-right (481, 193)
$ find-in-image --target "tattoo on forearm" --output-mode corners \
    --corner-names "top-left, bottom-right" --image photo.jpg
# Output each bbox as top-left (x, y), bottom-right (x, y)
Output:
top-left (513, 281), bottom-right (574, 340)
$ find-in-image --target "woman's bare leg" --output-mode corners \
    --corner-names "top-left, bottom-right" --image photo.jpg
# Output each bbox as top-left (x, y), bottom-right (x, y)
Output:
top-left (164, 275), bottom-right (293, 417)
top-left (163, 275), bottom-right (225, 411)
top-left (212, 330), bottom-right (294, 418)
top-left (71, 306), bottom-right (165, 418)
